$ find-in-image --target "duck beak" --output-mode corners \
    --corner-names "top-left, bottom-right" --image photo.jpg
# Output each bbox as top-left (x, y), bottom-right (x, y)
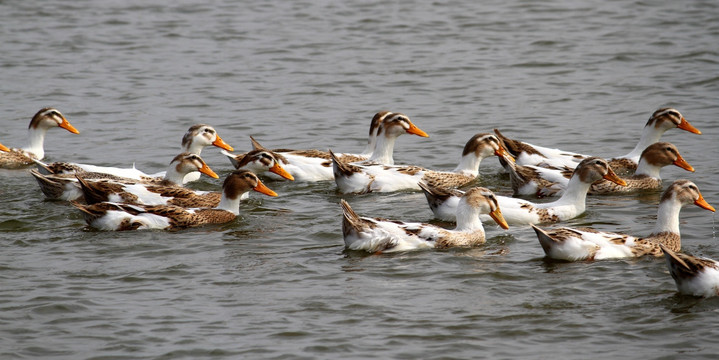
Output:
top-left (695, 193), bottom-right (716, 212)
top-left (199, 163), bottom-right (220, 179)
top-left (269, 162), bottom-right (294, 181)
top-left (602, 167), bottom-right (627, 186)
top-left (677, 117), bottom-right (701, 135)
top-left (489, 208), bottom-right (510, 230)
top-left (406, 122), bottom-right (429, 138)
top-left (0, 143), bottom-right (9, 152)
top-left (59, 117), bottom-right (80, 134)
top-left (253, 179), bottom-right (278, 197)
top-left (212, 134), bottom-right (234, 151)
top-left (672, 154), bottom-right (694, 172)
top-left (495, 145), bottom-right (515, 162)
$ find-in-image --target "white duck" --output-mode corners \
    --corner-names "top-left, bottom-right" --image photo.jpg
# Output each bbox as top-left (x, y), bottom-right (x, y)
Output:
top-left (531, 180), bottom-right (715, 261)
top-left (222, 112), bottom-right (428, 181)
top-left (331, 133), bottom-right (512, 194)
top-left (36, 124), bottom-right (233, 184)
top-left (502, 142), bottom-right (694, 197)
top-left (660, 244), bottom-right (719, 298)
top-left (72, 170), bottom-right (277, 231)
top-left (341, 187), bottom-right (509, 253)
top-left (31, 153), bottom-right (219, 201)
top-left (419, 157), bottom-right (627, 225)
top-left (0, 108), bottom-right (80, 169)
top-left (494, 108), bottom-right (701, 174)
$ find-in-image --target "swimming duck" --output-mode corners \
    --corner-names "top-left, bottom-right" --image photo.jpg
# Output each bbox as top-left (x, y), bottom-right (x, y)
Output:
top-left (75, 149), bottom-right (292, 206)
top-left (224, 112), bottom-right (428, 181)
top-left (331, 133), bottom-right (512, 194)
top-left (341, 187), bottom-right (509, 253)
top-left (0, 108), bottom-right (80, 169)
top-left (531, 180), bottom-right (715, 261)
top-left (72, 170), bottom-right (277, 231)
top-left (659, 244), bottom-right (719, 298)
top-left (31, 153), bottom-right (219, 201)
top-left (419, 157), bottom-right (627, 225)
top-left (502, 142), bottom-right (695, 197)
top-left (36, 124), bottom-right (233, 184)
top-left (494, 108), bottom-right (701, 174)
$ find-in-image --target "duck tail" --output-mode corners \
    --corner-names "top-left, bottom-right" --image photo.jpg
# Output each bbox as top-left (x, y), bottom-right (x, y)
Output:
top-left (75, 175), bottom-right (109, 204)
top-left (531, 224), bottom-right (558, 256)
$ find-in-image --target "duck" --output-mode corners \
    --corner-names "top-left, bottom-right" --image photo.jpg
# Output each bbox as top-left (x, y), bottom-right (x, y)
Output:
top-left (75, 149), bottom-right (293, 206)
top-left (223, 111), bottom-right (429, 181)
top-left (35, 124), bottom-right (233, 184)
top-left (330, 133), bottom-right (512, 194)
top-left (419, 157), bottom-right (627, 225)
top-left (494, 108), bottom-right (701, 174)
top-left (502, 142), bottom-right (695, 197)
top-left (659, 244), bottom-right (719, 298)
top-left (72, 170), bottom-right (277, 231)
top-left (0, 108), bottom-right (80, 169)
top-left (31, 152), bottom-right (219, 201)
top-left (341, 187), bottom-right (509, 253)
top-left (531, 180), bottom-right (715, 261)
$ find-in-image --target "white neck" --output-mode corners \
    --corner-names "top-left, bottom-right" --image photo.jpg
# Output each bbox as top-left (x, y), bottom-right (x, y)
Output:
top-left (21, 127), bottom-right (50, 159)
top-left (367, 134), bottom-right (397, 165)
top-left (652, 199), bottom-right (682, 235)
top-left (551, 175), bottom-right (592, 210)
top-left (621, 125), bottom-right (665, 162)
top-left (634, 158), bottom-right (662, 179)
top-left (163, 164), bottom-right (188, 185)
top-left (360, 134), bottom-right (377, 157)
top-left (454, 202), bottom-right (485, 232)
top-left (452, 153), bottom-right (483, 177)
top-left (183, 140), bottom-right (205, 155)
top-left (216, 193), bottom-right (243, 215)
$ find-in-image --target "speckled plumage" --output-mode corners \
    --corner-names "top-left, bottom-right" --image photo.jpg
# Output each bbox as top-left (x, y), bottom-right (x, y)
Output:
top-left (660, 244), bottom-right (719, 297)
top-left (531, 180), bottom-right (715, 261)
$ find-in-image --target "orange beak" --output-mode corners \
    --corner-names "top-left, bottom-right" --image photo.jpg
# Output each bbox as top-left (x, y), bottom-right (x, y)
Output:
top-left (406, 122), bottom-right (429, 138)
top-left (672, 154), bottom-right (694, 172)
top-left (489, 207), bottom-right (510, 230)
top-left (212, 134), bottom-right (234, 151)
top-left (58, 117), bottom-right (80, 134)
top-left (253, 178), bottom-right (278, 197)
top-left (0, 142), bottom-right (9, 152)
top-left (677, 117), bottom-right (701, 135)
top-left (602, 167), bottom-right (627, 186)
top-left (198, 162), bottom-right (219, 179)
top-left (269, 162), bottom-right (294, 181)
top-left (495, 144), bottom-right (515, 162)
top-left (695, 193), bottom-right (716, 212)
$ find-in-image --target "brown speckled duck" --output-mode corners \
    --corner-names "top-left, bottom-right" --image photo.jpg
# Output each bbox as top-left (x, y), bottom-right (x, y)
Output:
top-left (531, 180), bottom-right (715, 261)
top-left (31, 153), bottom-right (219, 201)
top-left (72, 170), bottom-right (277, 231)
top-left (341, 187), bottom-right (509, 253)
top-left (0, 108), bottom-right (80, 169)
top-left (330, 133), bottom-right (512, 194)
top-left (494, 108), bottom-right (701, 174)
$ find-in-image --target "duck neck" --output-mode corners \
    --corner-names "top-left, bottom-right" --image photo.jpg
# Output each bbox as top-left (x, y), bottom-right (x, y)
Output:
top-left (452, 153), bottom-right (483, 177)
top-left (216, 193), bottom-right (242, 215)
top-left (634, 158), bottom-right (661, 179)
top-left (367, 134), bottom-right (397, 165)
top-left (651, 199), bottom-right (681, 235)
top-left (163, 165), bottom-right (187, 185)
top-left (360, 134), bottom-right (377, 157)
top-left (454, 203), bottom-right (484, 232)
top-left (621, 125), bottom-right (664, 162)
top-left (554, 175), bottom-right (591, 209)
top-left (22, 127), bottom-right (50, 159)
top-left (183, 140), bottom-right (204, 155)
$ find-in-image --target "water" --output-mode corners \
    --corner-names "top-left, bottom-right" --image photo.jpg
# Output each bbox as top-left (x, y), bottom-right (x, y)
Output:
top-left (1, 0), bottom-right (719, 358)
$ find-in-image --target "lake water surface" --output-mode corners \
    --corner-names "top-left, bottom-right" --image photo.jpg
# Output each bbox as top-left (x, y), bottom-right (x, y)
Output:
top-left (1, 0), bottom-right (718, 359)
